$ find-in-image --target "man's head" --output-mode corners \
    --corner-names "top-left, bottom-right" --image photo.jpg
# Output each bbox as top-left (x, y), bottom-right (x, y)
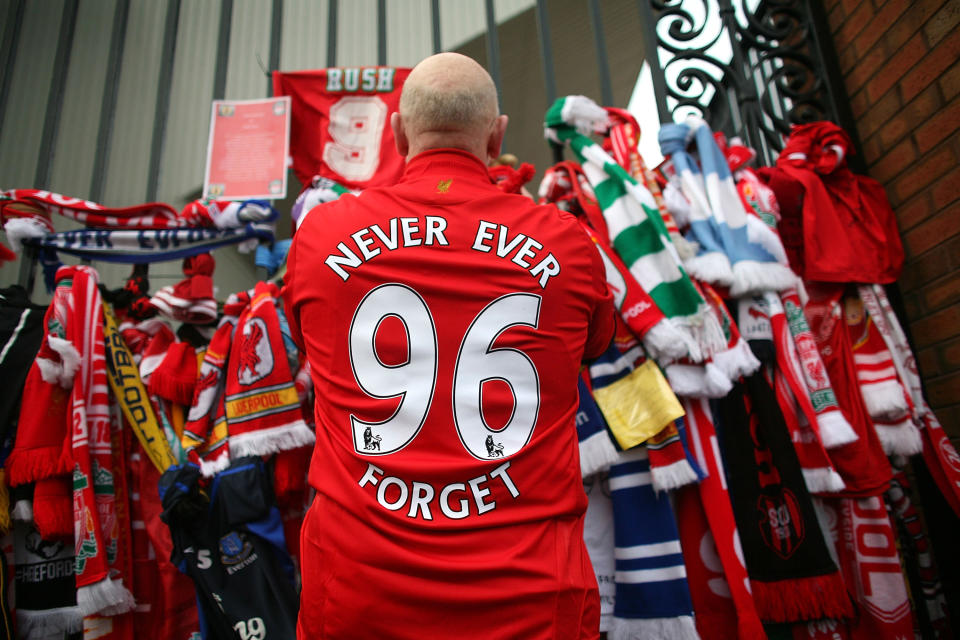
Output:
top-left (391, 52), bottom-right (508, 163)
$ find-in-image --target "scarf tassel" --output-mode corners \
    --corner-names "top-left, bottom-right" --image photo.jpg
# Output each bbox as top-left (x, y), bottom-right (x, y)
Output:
top-left (650, 458), bottom-right (699, 492)
top-left (859, 379), bottom-right (910, 419)
top-left (710, 338), bottom-right (762, 382)
top-left (665, 363), bottom-right (733, 399)
top-left (228, 422), bottom-right (316, 458)
top-left (874, 417), bottom-right (923, 456)
top-left (148, 373), bottom-right (195, 408)
top-left (816, 411), bottom-right (858, 449)
top-left (11, 499), bottom-right (33, 522)
top-left (750, 572), bottom-right (853, 623)
top-left (579, 430), bottom-right (621, 478)
top-left (801, 467), bottom-right (847, 494)
top-left (76, 576), bottom-right (136, 617)
top-left (33, 495), bottom-right (73, 540)
top-left (609, 615), bottom-right (700, 640)
top-left (643, 318), bottom-right (698, 362)
top-left (198, 452), bottom-right (232, 478)
top-left (5, 446), bottom-right (73, 487)
top-left (17, 606), bottom-right (84, 638)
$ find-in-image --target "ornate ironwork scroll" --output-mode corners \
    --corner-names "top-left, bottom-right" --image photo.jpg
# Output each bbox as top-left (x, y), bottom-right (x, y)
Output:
top-left (643, 0), bottom-right (858, 166)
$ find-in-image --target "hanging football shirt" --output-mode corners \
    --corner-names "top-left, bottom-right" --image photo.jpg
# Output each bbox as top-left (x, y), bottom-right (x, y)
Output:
top-left (273, 67), bottom-right (412, 190)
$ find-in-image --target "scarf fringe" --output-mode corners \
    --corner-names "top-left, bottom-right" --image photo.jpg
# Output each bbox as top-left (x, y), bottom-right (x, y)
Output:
top-left (643, 318), bottom-right (696, 362)
top-left (710, 338), bottom-right (761, 382)
top-left (729, 260), bottom-right (797, 297)
top-left (859, 379), bottom-right (910, 419)
top-left (579, 430), bottom-right (621, 478)
top-left (149, 374), bottom-right (194, 407)
top-left (666, 363), bottom-right (733, 399)
top-left (750, 572), bottom-right (853, 623)
top-left (11, 499), bottom-right (33, 522)
top-left (229, 422), bottom-right (316, 458)
top-left (684, 251), bottom-right (734, 289)
top-left (874, 420), bottom-right (923, 456)
top-left (817, 411), bottom-right (858, 449)
top-left (76, 576), bottom-right (136, 617)
top-left (609, 615), bottom-right (700, 640)
top-left (199, 453), bottom-right (232, 478)
top-left (801, 467), bottom-right (846, 494)
top-left (5, 447), bottom-right (73, 486)
top-left (17, 606), bottom-right (84, 638)
top-left (650, 458), bottom-right (699, 492)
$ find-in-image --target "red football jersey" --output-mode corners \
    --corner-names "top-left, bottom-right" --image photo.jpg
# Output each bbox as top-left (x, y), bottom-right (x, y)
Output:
top-left (273, 67), bottom-right (412, 190)
top-left (285, 149), bottom-right (615, 639)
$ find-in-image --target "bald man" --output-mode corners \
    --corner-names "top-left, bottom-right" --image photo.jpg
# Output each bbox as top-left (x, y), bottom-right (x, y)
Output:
top-left (285, 53), bottom-right (614, 639)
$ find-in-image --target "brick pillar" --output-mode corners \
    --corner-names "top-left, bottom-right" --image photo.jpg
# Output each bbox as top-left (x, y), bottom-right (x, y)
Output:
top-left (824, 0), bottom-right (960, 436)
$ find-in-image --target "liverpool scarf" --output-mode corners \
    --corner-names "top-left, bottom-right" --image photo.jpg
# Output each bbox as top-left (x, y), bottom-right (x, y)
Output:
top-left (804, 284), bottom-right (892, 497)
top-left (608, 448), bottom-right (699, 639)
top-left (716, 373), bottom-right (853, 622)
top-left (58, 266), bottom-right (135, 616)
top-left (657, 117), bottom-right (795, 296)
top-left (844, 293), bottom-right (920, 456)
top-left (545, 96), bottom-right (726, 365)
top-left (857, 284), bottom-right (960, 515)
top-left (183, 321), bottom-right (235, 476)
top-left (681, 397), bottom-right (766, 640)
top-left (779, 288), bottom-right (857, 448)
top-left (223, 282), bottom-right (314, 457)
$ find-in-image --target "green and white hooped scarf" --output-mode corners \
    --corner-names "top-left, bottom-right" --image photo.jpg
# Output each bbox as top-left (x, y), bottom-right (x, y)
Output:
top-left (544, 96), bottom-right (726, 365)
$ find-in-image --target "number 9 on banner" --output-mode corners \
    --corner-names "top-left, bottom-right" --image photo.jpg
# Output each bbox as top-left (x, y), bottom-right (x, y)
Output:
top-left (323, 96), bottom-right (388, 182)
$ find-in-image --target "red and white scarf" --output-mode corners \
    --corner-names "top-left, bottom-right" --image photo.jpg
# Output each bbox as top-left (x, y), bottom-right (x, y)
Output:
top-left (60, 266), bottom-right (136, 616)
top-left (857, 285), bottom-right (960, 515)
top-left (845, 293), bottom-right (920, 456)
top-left (223, 282), bottom-right (314, 457)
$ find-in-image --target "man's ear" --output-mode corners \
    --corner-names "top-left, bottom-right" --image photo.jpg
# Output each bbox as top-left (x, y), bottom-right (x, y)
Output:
top-left (486, 114), bottom-right (509, 164)
top-left (391, 112), bottom-right (409, 157)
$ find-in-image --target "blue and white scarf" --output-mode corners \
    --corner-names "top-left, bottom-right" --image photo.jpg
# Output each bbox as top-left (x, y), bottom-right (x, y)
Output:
top-left (608, 449), bottom-right (700, 639)
top-left (658, 117), bottom-right (795, 297)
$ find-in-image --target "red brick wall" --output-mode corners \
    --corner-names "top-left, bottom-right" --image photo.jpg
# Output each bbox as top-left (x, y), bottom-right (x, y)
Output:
top-left (825, 0), bottom-right (960, 435)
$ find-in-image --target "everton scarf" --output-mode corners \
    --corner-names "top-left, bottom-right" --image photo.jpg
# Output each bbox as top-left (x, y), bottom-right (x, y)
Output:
top-left (607, 448), bottom-right (699, 639)
top-left (224, 282), bottom-right (314, 457)
top-left (657, 117), bottom-right (796, 296)
top-left (582, 472), bottom-right (616, 633)
top-left (545, 96), bottom-right (726, 365)
top-left (857, 284), bottom-right (960, 516)
top-left (21, 225), bottom-right (274, 264)
top-left (576, 375), bottom-right (620, 478)
top-left (716, 373), bottom-right (853, 623)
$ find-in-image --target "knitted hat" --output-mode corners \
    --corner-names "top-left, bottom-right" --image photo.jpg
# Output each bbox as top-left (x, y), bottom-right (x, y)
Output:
top-left (150, 253), bottom-right (218, 324)
top-left (148, 341), bottom-right (199, 406)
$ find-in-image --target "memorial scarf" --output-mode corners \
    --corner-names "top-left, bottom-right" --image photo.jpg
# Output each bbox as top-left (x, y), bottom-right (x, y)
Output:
top-left (779, 288), bottom-right (857, 448)
top-left (61, 266), bottom-right (135, 616)
top-left (845, 293), bottom-right (920, 456)
top-left (657, 118), bottom-right (795, 296)
top-left (545, 96), bottom-right (726, 365)
top-left (857, 285), bottom-right (960, 515)
top-left (716, 374), bottom-right (853, 623)
top-left (804, 284), bottom-right (892, 497)
top-left (682, 397), bottom-right (766, 640)
top-left (102, 306), bottom-right (178, 474)
top-left (224, 282), bottom-right (314, 457)
top-left (608, 448), bottom-right (699, 639)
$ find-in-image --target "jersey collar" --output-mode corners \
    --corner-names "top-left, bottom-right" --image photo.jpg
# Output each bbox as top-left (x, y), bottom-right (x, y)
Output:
top-left (401, 148), bottom-right (495, 185)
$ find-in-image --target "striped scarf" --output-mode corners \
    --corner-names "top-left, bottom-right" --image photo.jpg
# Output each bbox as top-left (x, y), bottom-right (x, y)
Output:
top-left (544, 96), bottom-right (726, 365)
top-left (608, 449), bottom-right (699, 639)
top-left (658, 118), bottom-right (796, 297)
